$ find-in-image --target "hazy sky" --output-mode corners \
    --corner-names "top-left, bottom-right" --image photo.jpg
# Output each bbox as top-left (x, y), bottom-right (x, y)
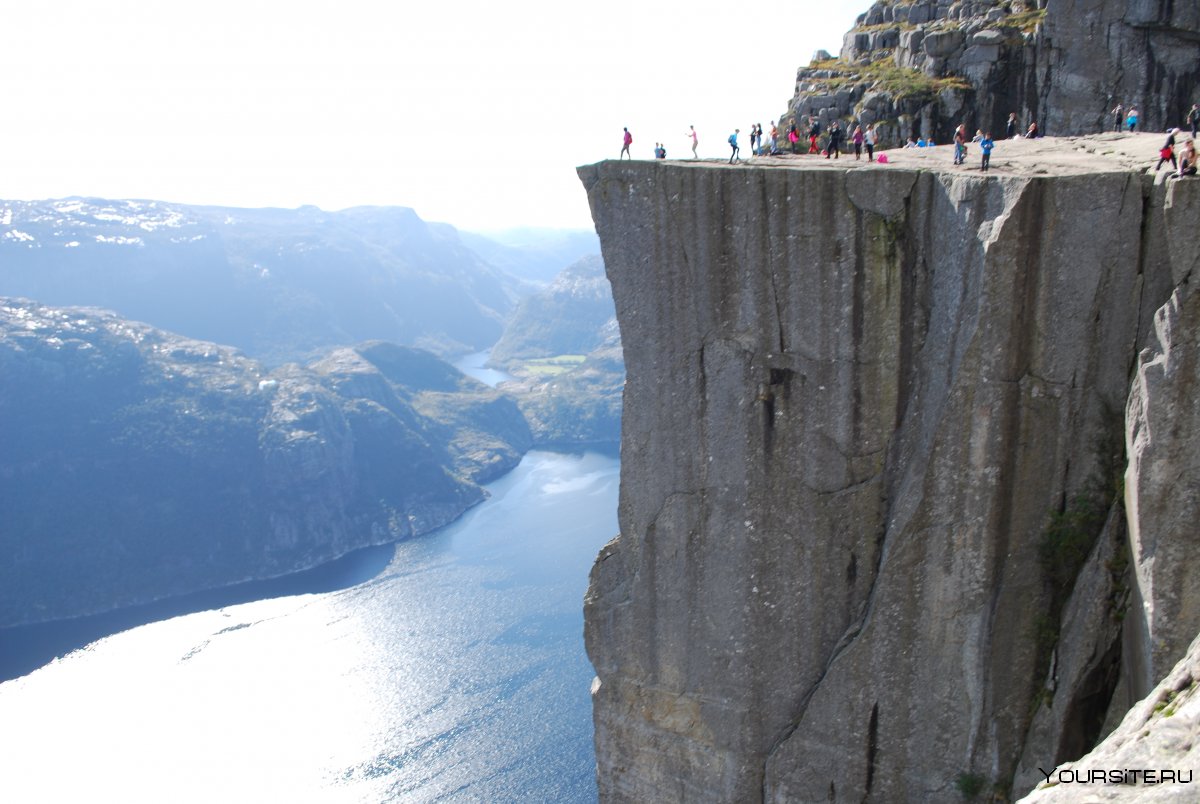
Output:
top-left (1, 1), bottom-right (856, 232)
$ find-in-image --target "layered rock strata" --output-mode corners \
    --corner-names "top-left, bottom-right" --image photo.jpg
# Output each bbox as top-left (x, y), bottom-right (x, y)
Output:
top-left (579, 135), bottom-right (1197, 801)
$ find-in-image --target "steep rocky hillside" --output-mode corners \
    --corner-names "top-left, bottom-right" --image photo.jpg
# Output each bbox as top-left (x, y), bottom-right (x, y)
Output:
top-left (578, 134), bottom-right (1199, 801)
top-left (0, 299), bottom-right (531, 628)
top-left (783, 0), bottom-right (1200, 147)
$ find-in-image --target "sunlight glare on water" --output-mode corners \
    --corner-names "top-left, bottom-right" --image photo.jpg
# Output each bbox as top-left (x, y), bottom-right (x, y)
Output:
top-left (0, 450), bottom-right (618, 803)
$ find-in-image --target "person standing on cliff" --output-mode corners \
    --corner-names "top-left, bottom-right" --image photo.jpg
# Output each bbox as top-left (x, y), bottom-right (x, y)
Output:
top-left (1111, 103), bottom-right (1124, 132)
top-left (980, 132), bottom-right (995, 172)
top-left (851, 124), bottom-right (864, 160)
top-left (953, 124), bottom-right (967, 164)
top-left (1126, 107), bottom-right (1139, 132)
top-left (621, 127), bottom-right (633, 159)
top-left (1006, 112), bottom-right (1018, 139)
top-left (728, 128), bottom-right (740, 163)
top-left (1188, 104), bottom-right (1200, 139)
top-left (864, 123), bottom-right (877, 161)
top-left (809, 117), bottom-right (822, 153)
top-left (788, 123), bottom-right (800, 154)
top-left (687, 125), bottom-right (698, 159)
top-left (826, 121), bottom-right (842, 159)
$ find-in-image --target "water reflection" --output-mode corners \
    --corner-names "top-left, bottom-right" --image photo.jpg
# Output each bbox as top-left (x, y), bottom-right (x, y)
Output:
top-left (0, 450), bottom-right (617, 803)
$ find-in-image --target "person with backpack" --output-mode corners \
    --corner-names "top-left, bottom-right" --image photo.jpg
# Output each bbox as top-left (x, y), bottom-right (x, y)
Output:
top-left (788, 123), bottom-right (800, 154)
top-left (808, 117), bottom-right (821, 154)
top-left (621, 127), bottom-right (633, 159)
top-left (729, 129), bottom-right (741, 163)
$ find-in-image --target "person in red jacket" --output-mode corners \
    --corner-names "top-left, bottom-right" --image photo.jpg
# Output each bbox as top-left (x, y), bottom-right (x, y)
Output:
top-left (620, 127), bottom-right (633, 159)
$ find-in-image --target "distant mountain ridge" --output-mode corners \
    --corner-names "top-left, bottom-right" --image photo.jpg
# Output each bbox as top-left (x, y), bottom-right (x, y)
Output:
top-left (459, 227), bottom-right (600, 284)
top-left (0, 298), bottom-right (531, 628)
top-left (0, 198), bottom-right (517, 365)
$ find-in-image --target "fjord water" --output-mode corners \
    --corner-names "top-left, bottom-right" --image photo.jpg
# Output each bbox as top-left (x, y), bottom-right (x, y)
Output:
top-left (0, 449), bottom-right (618, 803)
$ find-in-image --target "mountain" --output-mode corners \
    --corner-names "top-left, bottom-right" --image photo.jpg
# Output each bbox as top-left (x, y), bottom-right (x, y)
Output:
top-left (487, 255), bottom-right (624, 446)
top-left (0, 199), bottom-right (517, 365)
top-left (0, 298), bottom-right (531, 628)
top-left (490, 255), bottom-right (614, 363)
top-left (459, 227), bottom-right (601, 284)
top-left (781, 0), bottom-right (1200, 148)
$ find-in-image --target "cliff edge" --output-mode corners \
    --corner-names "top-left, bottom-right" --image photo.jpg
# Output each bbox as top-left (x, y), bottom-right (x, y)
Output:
top-left (579, 136), bottom-right (1198, 801)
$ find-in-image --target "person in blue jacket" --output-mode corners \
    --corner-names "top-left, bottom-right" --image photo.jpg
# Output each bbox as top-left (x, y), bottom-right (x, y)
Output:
top-left (728, 129), bottom-right (740, 163)
top-left (979, 132), bottom-right (995, 172)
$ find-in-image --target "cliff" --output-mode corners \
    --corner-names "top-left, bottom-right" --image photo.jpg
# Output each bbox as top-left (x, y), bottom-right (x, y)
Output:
top-left (784, 0), bottom-right (1200, 146)
top-left (0, 300), bottom-right (531, 627)
top-left (578, 135), bottom-right (1199, 801)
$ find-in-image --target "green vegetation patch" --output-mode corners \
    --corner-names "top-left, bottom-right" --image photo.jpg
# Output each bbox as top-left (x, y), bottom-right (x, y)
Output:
top-left (955, 771), bottom-right (988, 799)
top-left (802, 56), bottom-right (971, 101)
top-left (521, 354), bottom-right (587, 377)
top-left (1004, 7), bottom-right (1046, 32)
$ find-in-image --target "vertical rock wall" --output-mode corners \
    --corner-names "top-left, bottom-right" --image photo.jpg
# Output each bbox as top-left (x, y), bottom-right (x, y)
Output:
top-left (579, 158), bottom-right (1197, 801)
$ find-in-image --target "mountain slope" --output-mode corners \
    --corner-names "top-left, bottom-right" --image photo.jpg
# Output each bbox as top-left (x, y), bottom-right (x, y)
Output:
top-left (0, 298), bottom-right (531, 628)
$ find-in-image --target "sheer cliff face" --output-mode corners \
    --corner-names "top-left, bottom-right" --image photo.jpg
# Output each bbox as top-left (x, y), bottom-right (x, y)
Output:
top-left (579, 154), bottom-right (1197, 801)
top-left (1037, 0), bottom-right (1200, 135)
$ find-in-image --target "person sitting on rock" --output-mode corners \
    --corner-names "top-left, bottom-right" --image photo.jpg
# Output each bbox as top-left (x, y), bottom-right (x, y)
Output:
top-left (1025, 121), bottom-right (1040, 138)
top-left (904, 137), bottom-right (917, 148)
top-left (1175, 139), bottom-right (1197, 178)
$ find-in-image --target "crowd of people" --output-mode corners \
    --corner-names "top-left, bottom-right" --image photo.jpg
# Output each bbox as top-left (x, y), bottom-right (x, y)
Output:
top-left (619, 100), bottom-right (1199, 178)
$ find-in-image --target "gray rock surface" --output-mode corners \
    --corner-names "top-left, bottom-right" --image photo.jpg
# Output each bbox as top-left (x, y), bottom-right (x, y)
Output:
top-left (783, 0), bottom-right (1200, 150)
top-left (1022, 631), bottom-right (1200, 801)
top-left (578, 136), bottom-right (1199, 801)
